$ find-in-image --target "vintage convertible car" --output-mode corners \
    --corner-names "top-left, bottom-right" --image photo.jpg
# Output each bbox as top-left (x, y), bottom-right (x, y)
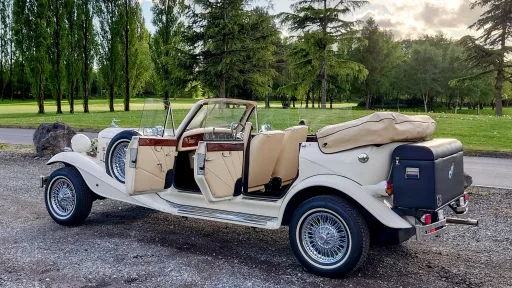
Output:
top-left (41, 98), bottom-right (477, 277)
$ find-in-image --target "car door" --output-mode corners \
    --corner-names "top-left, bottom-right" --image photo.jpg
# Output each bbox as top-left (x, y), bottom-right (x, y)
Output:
top-left (125, 136), bottom-right (177, 195)
top-left (194, 141), bottom-right (245, 202)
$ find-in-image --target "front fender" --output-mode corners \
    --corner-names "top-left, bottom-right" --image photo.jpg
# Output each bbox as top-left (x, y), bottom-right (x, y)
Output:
top-left (280, 174), bottom-right (412, 229)
top-left (47, 152), bottom-right (147, 207)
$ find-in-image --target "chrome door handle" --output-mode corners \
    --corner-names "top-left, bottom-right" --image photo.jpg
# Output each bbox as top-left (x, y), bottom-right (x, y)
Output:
top-left (205, 157), bottom-right (215, 161)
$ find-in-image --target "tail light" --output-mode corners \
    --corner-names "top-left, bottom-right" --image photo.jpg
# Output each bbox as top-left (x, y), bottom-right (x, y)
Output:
top-left (421, 213), bottom-right (435, 233)
top-left (386, 182), bottom-right (393, 195)
top-left (463, 193), bottom-right (468, 202)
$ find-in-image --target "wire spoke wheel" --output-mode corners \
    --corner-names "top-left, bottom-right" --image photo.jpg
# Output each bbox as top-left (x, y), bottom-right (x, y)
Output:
top-left (49, 177), bottom-right (76, 218)
top-left (300, 211), bottom-right (349, 265)
top-left (111, 141), bottom-right (129, 182)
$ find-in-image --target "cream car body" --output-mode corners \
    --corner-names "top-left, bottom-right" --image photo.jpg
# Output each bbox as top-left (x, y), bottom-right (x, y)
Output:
top-left (42, 98), bottom-right (475, 277)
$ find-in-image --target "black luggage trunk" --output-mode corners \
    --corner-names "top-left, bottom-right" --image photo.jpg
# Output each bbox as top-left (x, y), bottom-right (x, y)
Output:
top-left (391, 139), bottom-right (464, 211)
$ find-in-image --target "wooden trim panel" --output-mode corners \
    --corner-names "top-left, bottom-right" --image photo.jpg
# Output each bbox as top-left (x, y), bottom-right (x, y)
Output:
top-left (306, 135), bottom-right (318, 142)
top-left (139, 138), bottom-right (177, 147)
top-left (207, 142), bottom-right (244, 152)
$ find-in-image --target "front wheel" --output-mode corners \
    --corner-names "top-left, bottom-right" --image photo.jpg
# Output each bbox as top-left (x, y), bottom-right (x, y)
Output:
top-left (105, 130), bottom-right (139, 183)
top-left (44, 167), bottom-right (92, 226)
top-left (289, 195), bottom-right (370, 278)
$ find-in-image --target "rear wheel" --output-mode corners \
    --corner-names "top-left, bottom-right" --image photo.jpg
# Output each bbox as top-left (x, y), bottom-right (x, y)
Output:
top-left (289, 195), bottom-right (369, 278)
top-left (45, 167), bottom-right (92, 226)
top-left (105, 130), bottom-right (139, 183)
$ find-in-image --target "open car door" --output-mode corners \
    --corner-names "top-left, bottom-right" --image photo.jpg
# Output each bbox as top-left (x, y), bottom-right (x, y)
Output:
top-left (125, 137), bottom-right (177, 195)
top-left (194, 141), bottom-right (245, 202)
top-left (125, 98), bottom-right (177, 195)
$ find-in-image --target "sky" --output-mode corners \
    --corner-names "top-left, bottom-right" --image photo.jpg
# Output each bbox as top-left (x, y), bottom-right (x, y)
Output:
top-left (138, 0), bottom-right (484, 40)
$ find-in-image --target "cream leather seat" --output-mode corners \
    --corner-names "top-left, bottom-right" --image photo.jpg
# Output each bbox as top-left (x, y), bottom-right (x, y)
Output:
top-left (247, 130), bottom-right (285, 192)
top-left (272, 126), bottom-right (308, 185)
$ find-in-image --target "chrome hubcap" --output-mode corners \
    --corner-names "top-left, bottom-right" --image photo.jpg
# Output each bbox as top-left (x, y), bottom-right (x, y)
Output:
top-left (112, 141), bottom-right (129, 182)
top-left (301, 212), bottom-right (349, 264)
top-left (50, 178), bottom-right (76, 217)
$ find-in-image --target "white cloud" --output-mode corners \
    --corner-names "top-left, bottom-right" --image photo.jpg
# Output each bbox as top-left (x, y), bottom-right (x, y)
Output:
top-left (358, 0), bottom-right (483, 39)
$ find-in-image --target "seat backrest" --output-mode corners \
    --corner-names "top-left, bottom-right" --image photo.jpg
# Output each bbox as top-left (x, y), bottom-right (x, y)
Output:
top-left (247, 130), bottom-right (285, 192)
top-left (272, 126), bottom-right (308, 184)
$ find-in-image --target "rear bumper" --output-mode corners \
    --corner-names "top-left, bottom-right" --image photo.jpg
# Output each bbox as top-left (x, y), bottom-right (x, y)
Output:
top-left (414, 193), bottom-right (477, 240)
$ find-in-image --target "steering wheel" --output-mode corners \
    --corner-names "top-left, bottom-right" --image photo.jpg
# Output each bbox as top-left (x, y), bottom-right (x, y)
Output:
top-left (229, 122), bottom-right (245, 140)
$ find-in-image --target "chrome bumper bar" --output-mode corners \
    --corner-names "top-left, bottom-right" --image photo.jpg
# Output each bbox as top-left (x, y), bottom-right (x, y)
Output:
top-left (415, 219), bottom-right (448, 240)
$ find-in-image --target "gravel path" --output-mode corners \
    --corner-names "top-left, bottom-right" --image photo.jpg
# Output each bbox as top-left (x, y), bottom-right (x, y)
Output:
top-left (0, 149), bottom-right (511, 287)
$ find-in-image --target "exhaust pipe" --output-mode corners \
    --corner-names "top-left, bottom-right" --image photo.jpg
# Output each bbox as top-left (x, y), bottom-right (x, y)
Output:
top-left (446, 217), bottom-right (479, 226)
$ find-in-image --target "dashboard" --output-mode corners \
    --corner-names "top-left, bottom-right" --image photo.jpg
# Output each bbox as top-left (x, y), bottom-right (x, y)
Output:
top-left (178, 128), bottom-right (240, 151)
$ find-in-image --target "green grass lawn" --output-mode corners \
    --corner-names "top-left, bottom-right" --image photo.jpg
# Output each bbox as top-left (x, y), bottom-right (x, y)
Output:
top-left (1, 98), bottom-right (511, 153)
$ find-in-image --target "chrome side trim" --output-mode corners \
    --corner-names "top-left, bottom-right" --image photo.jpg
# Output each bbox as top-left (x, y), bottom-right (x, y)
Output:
top-left (242, 196), bottom-right (280, 202)
top-left (170, 202), bottom-right (277, 227)
top-left (415, 219), bottom-right (447, 240)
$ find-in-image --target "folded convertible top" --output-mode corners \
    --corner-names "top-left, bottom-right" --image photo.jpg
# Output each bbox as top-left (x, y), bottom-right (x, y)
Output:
top-left (316, 112), bottom-right (436, 153)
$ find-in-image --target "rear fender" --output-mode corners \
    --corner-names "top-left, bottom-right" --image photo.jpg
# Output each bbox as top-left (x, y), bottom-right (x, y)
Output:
top-left (281, 174), bottom-right (412, 229)
top-left (47, 152), bottom-right (147, 207)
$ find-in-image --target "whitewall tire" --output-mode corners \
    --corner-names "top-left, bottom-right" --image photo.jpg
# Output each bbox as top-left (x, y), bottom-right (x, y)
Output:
top-left (44, 167), bottom-right (92, 226)
top-left (289, 195), bottom-right (370, 277)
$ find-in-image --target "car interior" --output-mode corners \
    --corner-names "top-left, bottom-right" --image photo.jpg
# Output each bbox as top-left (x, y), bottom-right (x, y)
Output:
top-left (172, 121), bottom-right (309, 199)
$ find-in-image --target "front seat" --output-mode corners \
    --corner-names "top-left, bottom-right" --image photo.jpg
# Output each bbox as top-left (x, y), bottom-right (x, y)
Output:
top-left (246, 130), bottom-right (285, 192)
top-left (272, 126), bottom-right (308, 185)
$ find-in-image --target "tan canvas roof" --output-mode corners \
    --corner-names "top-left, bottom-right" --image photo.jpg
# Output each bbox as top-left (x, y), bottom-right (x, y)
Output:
top-left (316, 112), bottom-right (436, 153)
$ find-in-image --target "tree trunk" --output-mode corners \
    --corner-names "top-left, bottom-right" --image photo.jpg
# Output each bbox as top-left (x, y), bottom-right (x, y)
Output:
top-left (219, 74), bottom-right (226, 98)
top-left (305, 91), bottom-right (310, 108)
top-left (21, 60), bottom-right (25, 100)
top-left (124, 0), bottom-right (130, 111)
top-left (83, 10), bottom-right (89, 113)
top-left (38, 69), bottom-right (45, 114)
top-left (495, 68), bottom-right (504, 116)
top-left (423, 91), bottom-right (428, 113)
top-left (109, 81), bottom-right (114, 112)
top-left (9, 12), bottom-right (13, 101)
top-left (365, 93), bottom-right (371, 110)
top-left (69, 79), bottom-right (75, 114)
top-left (55, 1), bottom-right (62, 114)
top-left (312, 91), bottom-right (315, 107)
top-left (320, 0), bottom-right (327, 109)
top-left (265, 95), bottom-right (270, 108)
top-left (164, 90), bottom-right (169, 101)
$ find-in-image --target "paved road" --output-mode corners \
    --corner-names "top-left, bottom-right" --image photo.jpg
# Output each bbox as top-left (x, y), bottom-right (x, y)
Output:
top-left (0, 128), bottom-right (98, 145)
top-left (464, 156), bottom-right (512, 188)
top-left (1, 128), bottom-right (511, 188)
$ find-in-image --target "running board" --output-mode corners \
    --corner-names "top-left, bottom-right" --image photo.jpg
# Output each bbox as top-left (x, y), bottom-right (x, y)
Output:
top-left (170, 202), bottom-right (277, 227)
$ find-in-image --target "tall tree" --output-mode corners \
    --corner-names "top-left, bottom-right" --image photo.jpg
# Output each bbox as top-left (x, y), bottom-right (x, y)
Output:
top-left (78, 0), bottom-right (94, 113)
top-left (351, 18), bottom-right (403, 109)
top-left (121, 0), bottom-right (137, 111)
top-left (126, 5), bottom-right (153, 97)
top-left (26, 0), bottom-right (50, 114)
top-left (13, 0), bottom-right (29, 101)
top-left (49, 0), bottom-right (66, 114)
top-left (456, 0), bottom-right (512, 116)
top-left (95, 0), bottom-right (121, 112)
top-left (151, 0), bottom-right (187, 101)
top-left (0, 0), bottom-right (8, 100)
top-left (187, 0), bottom-right (278, 99)
top-left (280, 0), bottom-right (368, 108)
top-left (64, 0), bottom-right (79, 113)
top-left (406, 42), bottom-right (443, 112)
